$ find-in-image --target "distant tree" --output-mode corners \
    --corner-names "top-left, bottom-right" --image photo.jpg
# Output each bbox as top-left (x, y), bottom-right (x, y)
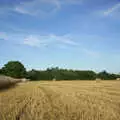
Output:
top-left (97, 70), bottom-right (117, 80)
top-left (76, 70), bottom-right (96, 80)
top-left (46, 67), bottom-right (61, 80)
top-left (26, 69), bottom-right (37, 80)
top-left (26, 69), bottom-right (53, 80)
top-left (2, 61), bottom-right (26, 78)
top-left (97, 71), bottom-right (108, 80)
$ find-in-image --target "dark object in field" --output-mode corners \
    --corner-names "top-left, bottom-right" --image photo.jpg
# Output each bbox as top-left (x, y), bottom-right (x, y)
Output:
top-left (0, 75), bottom-right (21, 89)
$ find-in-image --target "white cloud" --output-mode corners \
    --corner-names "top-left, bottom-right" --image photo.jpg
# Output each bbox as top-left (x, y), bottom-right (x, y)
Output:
top-left (104, 3), bottom-right (120, 16)
top-left (61, 39), bottom-right (78, 46)
top-left (23, 35), bottom-right (43, 47)
top-left (23, 34), bottom-right (79, 48)
top-left (0, 31), bottom-right (79, 49)
top-left (13, 0), bottom-right (82, 16)
top-left (0, 0), bottom-right (82, 17)
top-left (15, 7), bottom-right (32, 15)
top-left (49, 34), bottom-right (79, 46)
top-left (0, 32), bottom-right (101, 58)
top-left (14, 0), bottom-right (61, 16)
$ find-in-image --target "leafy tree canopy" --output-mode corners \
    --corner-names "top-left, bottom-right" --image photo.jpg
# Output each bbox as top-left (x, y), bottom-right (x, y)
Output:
top-left (1, 61), bottom-right (26, 78)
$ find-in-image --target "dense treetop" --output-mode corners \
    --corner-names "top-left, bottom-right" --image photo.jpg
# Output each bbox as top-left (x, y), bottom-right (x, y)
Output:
top-left (0, 61), bottom-right (26, 78)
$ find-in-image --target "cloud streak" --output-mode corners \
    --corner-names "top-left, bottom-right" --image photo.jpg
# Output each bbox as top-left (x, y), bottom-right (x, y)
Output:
top-left (0, 32), bottom-right (79, 48)
top-left (23, 34), bottom-right (79, 47)
top-left (0, 0), bottom-right (82, 16)
top-left (104, 2), bottom-right (120, 16)
top-left (0, 32), bottom-right (101, 59)
top-left (14, 0), bottom-right (61, 16)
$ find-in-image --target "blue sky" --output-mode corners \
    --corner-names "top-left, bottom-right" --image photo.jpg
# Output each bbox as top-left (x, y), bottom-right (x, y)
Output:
top-left (0, 0), bottom-right (120, 73)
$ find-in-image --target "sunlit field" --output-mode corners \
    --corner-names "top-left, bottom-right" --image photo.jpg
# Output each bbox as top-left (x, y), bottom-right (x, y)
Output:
top-left (0, 80), bottom-right (120, 120)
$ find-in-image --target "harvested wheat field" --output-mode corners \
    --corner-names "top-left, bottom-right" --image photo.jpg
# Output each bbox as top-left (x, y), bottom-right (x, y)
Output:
top-left (0, 80), bottom-right (120, 120)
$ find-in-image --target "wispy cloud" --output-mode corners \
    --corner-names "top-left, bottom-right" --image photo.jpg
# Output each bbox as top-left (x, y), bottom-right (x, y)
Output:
top-left (23, 34), bottom-right (79, 48)
top-left (104, 2), bottom-right (120, 16)
top-left (23, 35), bottom-right (46, 47)
top-left (0, 0), bottom-right (82, 17)
top-left (11, 0), bottom-right (82, 16)
top-left (49, 34), bottom-right (79, 46)
top-left (0, 32), bottom-right (79, 48)
top-left (14, 0), bottom-right (61, 16)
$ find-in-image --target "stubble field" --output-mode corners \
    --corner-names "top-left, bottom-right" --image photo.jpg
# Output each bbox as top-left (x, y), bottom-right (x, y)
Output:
top-left (0, 80), bottom-right (120, 120)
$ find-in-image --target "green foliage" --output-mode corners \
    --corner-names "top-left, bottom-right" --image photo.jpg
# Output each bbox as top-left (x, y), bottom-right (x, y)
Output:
top-left (27, 67), bottom-right (97, 81)
top-left (97, 71), bottom-right (117, 80)
top-left (76, 70), bottom-right (96, 80)
top-left (1, 61), bottom-right (120, 80)
top-left (26, 69), bottom-right (53, 80)
top-left (27, 68), bottom-right (119, 81)
top-left (1, 61), bottom-right (26, 78)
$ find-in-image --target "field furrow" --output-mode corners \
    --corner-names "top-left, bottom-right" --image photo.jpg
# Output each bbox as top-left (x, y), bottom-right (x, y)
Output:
top-left (0, 81), bottom-right (120, 120)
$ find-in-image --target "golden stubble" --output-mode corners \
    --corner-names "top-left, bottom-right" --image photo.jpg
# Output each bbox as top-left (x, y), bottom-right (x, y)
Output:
top-left (0, 80), bottom-right (120, 120)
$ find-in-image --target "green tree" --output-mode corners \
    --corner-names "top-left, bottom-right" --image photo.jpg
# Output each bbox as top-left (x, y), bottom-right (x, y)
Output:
top-left (97, 70), bottom-right (117, 80)
top-left (26, 69), bottom-right (53, 80)
top-left (76, 70), bottom-right (96, 80)
top-left (2, 61), bottom-right (26, 78)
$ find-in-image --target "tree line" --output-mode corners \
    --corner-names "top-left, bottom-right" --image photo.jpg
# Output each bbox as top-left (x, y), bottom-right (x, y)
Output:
top-left (0, 61), bottom-right (120, 81)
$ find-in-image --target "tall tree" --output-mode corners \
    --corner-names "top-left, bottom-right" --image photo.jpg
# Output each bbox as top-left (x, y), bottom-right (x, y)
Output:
top-left (2, 61), bottom-right (26, 78)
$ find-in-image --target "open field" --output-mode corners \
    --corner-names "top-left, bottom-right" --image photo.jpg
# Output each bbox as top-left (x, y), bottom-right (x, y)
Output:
top-left (0, 80), bottom-right (120, 120)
